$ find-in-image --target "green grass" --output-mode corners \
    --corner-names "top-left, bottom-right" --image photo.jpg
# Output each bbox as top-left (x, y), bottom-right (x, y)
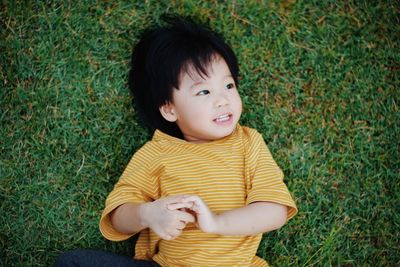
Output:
top-left (1, 0), bottom-right (399, 266)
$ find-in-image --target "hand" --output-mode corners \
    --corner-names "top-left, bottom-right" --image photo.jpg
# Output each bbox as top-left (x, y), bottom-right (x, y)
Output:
top-left (168, 195), bottom-right (219, 234)
top-left (141, 195), bottom-right (195, 240)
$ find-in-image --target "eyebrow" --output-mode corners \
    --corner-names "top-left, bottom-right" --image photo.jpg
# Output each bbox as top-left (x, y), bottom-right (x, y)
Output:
top-left (189, 74), bottom-right (233, 90)
top-left (190, 81), bottom-right (205, 90)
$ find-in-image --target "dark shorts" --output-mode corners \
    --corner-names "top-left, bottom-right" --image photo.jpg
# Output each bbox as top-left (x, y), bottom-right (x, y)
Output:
top-left (53, 249), bottom-right (161, 267)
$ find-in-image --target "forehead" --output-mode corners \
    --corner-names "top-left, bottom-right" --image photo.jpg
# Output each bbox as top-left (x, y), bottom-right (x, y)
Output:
top-left (179, 56), bottom-right (231, 85)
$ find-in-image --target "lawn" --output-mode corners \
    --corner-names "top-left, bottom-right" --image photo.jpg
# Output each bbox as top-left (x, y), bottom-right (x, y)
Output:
top-left (1, 1), bottom-right (399, 266)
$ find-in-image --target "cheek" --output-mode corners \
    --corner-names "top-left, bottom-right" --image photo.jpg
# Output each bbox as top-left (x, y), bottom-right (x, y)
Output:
top-left (233, 94), bottom-right (242, 109)
top-left (179, 103), bottom-right (207, 121)
top-left (190, 106), bottom-right (209, 120)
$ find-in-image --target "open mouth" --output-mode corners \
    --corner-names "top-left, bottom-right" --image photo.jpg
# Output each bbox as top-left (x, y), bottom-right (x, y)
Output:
top-left (213, 113), bottom-right (232, 123)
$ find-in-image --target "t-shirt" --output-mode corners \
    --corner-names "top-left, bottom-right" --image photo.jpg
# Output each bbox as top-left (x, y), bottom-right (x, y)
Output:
top-left (100, 124), bottom-right (297, 266)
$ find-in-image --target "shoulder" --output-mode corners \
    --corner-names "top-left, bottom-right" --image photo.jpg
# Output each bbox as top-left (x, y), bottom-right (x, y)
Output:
top-left (137, 139), bottom-right (162, 156)
top-left (125, 138), bottom-right (164, 169)
top-left (237, 125), bottom-right (265, 146)
top-left (127, 128), bottom-right (182, 166)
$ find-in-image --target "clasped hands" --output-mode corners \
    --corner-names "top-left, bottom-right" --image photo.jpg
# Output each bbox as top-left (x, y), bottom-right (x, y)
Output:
top-left (141, 195), bottom-right (217, 240)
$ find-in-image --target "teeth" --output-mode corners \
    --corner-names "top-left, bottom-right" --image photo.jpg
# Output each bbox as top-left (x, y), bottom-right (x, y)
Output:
top-left (215, 114), bottom-right (230, 122)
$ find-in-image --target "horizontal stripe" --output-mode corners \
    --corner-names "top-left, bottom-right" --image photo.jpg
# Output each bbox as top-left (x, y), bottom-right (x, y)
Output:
top-left (99, 125), bottom-right (296, 266)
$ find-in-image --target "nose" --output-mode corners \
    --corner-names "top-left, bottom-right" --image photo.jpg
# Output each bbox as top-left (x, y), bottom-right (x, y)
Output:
top-left (215, 92), bottom-right (229, 108)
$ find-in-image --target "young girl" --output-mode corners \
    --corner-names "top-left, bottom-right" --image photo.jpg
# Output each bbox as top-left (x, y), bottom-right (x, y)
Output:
top-left (55, 15), bottom-right (297, 267)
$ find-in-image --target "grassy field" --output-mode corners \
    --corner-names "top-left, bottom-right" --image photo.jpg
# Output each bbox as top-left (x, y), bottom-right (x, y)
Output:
top-left (1, 0), bottom-right (399, 266)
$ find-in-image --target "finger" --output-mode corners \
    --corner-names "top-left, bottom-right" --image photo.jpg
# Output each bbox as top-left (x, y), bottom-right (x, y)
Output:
top-left (177, 210), bottom-right (196, 223)
top-left (167, 202), bottom-right (193, 210)
top-left (169, 228), bottom-right (182, 237)
top-left (180, 196), bottom-right (201, 209)
top-left (176, 221), bottom-right (186, 230)
top-left (181, 195), bottom-right (201, 204)
top-left (163, 194), bottom-right (191, 205)
top-left (190, 204), bottom-right (200, 213)
top-left (162, 234), bottom-right (173, 241)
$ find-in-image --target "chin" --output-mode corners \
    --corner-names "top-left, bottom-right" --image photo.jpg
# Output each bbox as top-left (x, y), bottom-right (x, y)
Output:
top-left (215, 128), bottom-right (236, 139)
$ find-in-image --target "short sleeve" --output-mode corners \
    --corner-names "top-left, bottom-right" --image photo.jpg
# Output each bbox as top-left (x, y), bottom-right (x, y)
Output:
top-left (244, 130), bottom-right (297, 220)
top-left (99, 143), bottom-right (160, 241)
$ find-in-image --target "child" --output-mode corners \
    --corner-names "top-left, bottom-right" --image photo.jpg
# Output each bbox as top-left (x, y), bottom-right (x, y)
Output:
top-left (55, 15), bottom-right (297, 267)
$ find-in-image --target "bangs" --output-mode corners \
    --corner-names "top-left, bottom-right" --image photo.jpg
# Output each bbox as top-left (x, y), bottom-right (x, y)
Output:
top-left (177, 52), bottom-right (221, 88)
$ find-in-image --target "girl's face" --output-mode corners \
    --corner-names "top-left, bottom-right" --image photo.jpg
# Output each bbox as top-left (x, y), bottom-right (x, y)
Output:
top-left (160, 55), bottom-right (242, 143)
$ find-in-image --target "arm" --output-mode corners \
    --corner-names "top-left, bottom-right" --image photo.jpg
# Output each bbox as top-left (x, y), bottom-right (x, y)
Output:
top-left (169, 196), bottom-right (287, 236)
top-left (110, 195), bottom-right (195, 240)
top-left (110, 202), bottom-right (146, 234)
top-left (212, 201), bottom-right (287, 235)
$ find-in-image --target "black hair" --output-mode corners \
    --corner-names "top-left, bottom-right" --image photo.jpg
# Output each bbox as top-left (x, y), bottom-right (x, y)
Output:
top-left (128, 14), bottom-right (239, 138)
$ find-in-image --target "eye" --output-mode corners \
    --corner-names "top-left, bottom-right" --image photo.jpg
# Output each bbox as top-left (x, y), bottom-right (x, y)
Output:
top-left (196, 89), bottom-right (210, 96)
top-left (226, 83), bottom-right (235, 90)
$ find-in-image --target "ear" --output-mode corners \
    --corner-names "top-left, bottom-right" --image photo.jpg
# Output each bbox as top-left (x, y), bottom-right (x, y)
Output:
top-left (159, 102), bottom-right (177, 122)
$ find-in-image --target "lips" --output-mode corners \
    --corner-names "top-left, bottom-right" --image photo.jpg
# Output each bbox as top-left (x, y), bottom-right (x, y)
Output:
top-left (213, 113), bottom-right (232, 122)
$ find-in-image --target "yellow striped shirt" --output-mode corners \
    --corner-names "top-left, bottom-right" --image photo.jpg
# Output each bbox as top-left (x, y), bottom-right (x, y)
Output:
top-left (100, 124), bottom-right (297, 266)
